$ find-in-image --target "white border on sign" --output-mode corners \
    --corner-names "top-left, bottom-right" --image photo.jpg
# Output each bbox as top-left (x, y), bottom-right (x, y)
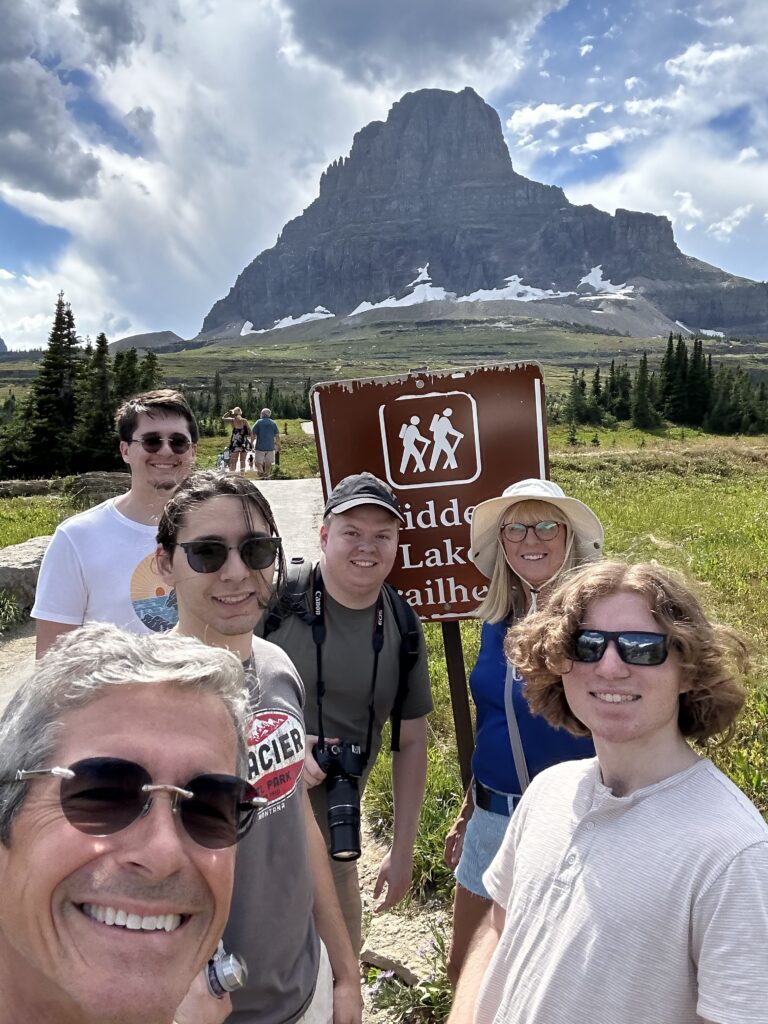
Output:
top-left (378, 391), bottom-right (481, 490)
top-left (312, 389), bottom-right (334, 496)
top-left (535, 377), bottom-right (546, 477)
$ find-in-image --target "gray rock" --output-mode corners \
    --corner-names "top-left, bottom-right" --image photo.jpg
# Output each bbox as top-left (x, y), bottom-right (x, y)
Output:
top-left (0, 536), bottom-right (52, 611)
top-left (0, 479), bottom-right (60, 498)
top-left (63, 471), bottom-right (131, 507)
top-left (201, 86), bottom-right (768, 339)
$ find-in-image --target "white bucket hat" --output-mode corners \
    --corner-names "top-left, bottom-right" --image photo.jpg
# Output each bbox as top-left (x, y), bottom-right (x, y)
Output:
top-left (469, 478), bottom-right (604, 579)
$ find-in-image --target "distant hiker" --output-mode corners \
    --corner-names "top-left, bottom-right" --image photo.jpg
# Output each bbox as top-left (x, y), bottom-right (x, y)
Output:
top-left (449, 561), bottom-right (768, 1024)
top-left (32, 389), bottom-right (198, 655)
top-left (444, 479), bottom-right (602, 985)
top-left (252, 407), bottom-right (280, 479)
top-left (261, 472), bottom-right (433, 953)
top-left (223, 407), bottom-right (251, 474)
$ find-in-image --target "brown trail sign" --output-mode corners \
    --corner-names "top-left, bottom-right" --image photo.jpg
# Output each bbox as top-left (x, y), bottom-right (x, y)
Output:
top-left (311, 362), bottom-right (549, 784)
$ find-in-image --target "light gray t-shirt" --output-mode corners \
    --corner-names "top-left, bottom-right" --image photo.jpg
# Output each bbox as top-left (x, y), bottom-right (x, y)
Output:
top-left (225, 638), bottom-right (320, 1024)
top-left (476, 758), bottom-right (768, 1024)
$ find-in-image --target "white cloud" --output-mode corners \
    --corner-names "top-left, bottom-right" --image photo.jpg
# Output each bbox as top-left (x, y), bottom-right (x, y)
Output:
top-left (0, 269), bottom-right (15, 280)
top-left (571, 125), bottom-right (647, 154)
top-left (673, 190), bottom-right (703, 220)
top-left (624, 76), bottom-right (641, 90)
top-left (507, 101), bottom-right (602, 133)
top-left (706, 203), bottom-right (753, 240)
top-left (737, 147), bottom-right (758, 162)
top-left (580, 44), bottom-right (593, 57)
top-left (565, 131), bottom-right (768, 279)
top-left (666, 42), bottom-right (756, 82)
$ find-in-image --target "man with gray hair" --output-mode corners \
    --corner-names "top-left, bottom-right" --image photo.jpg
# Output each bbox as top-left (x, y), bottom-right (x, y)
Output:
top-left (251, 407), bottom-right (280, 479)
top-left (0, 623), bottom-right (259, 1024)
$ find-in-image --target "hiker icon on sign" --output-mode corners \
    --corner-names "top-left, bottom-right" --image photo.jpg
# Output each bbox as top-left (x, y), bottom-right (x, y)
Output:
top-left (380, 391), bottom-right (481, 490)
top-left (428, 408), bottom-right (463, 470)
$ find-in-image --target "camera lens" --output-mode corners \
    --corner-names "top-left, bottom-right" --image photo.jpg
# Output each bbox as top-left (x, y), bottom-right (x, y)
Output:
top-left (325, 774), bottom-right (361, 861)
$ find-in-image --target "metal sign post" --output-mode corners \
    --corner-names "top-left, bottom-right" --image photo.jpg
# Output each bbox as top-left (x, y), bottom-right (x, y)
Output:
top-left (310, 362), bottom-right (549, 784)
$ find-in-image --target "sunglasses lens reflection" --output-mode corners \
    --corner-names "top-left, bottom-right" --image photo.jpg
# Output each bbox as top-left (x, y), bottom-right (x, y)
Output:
top-left (60, 758), bottom-right (150, 835)
top-left (241, 538), bottom-right (280, 570)
top-left (137, 434), bottom-right (191, 454)
top-left (574, 631), bottom-right (668, 666)
top-left (182, 539), bottom-right (279, 574)
top-left (58, 758), bottom-right (255, 848)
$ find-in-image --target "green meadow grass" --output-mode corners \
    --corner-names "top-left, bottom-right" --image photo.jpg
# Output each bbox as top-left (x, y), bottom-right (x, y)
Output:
top-left (0, 495), bottom-right (78, 548)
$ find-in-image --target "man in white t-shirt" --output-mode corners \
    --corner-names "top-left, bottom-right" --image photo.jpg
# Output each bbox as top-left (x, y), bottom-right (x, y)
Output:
top-left (449, 561), bottom-right (768, 1024)
top-left (32, 389), bottom-right (198, 656)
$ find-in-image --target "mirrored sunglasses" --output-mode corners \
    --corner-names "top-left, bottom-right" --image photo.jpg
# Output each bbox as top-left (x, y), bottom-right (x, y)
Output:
top-left (501, 520), bottom-right (561, 543)
top-left (2, 757), bottom-right (264, 849)
top-left (573, 629), bottom-right (669, 666)
top-left (178, 536), bottom-right (282, 573)
top-left (128, 433), bottom-right (192, 454)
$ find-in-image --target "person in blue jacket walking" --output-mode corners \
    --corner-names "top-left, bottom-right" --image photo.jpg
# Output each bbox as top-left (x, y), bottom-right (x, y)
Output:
top-left (444, 479), bottom-right (604, 985)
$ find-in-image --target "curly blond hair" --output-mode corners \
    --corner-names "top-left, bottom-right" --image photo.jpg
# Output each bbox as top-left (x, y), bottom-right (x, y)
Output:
top-left (505, 560), bottom-right (749, 743)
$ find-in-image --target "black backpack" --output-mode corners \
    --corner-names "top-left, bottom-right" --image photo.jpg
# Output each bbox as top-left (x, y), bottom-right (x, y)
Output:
top-left (263, 556), bottom-right (421, 751)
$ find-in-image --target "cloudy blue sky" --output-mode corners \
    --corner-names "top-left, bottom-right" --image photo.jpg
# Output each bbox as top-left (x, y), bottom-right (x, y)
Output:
top-left (0, 0), bottom-right (765, 348)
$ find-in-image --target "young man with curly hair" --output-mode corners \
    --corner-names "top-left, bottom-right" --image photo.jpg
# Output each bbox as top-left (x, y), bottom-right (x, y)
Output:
top-left (449, 561), bottom-right (768, 1024)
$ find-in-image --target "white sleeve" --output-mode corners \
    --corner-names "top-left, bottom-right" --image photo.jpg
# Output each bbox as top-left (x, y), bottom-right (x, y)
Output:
top-left (31, 527), bottom-right (88, 625)
top-left (693, 841), bottom-right (768, 1024)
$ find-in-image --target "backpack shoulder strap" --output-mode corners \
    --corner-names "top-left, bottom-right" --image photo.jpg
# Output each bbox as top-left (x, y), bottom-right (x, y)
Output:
top-left (385, 583), bottom-right (421, 752)
top-left (263, 556), bottom-right (314, 636)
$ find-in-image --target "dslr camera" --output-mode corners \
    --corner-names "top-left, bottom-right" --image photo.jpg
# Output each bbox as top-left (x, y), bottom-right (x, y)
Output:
top-left (312, 740), bottom-right (365, 861)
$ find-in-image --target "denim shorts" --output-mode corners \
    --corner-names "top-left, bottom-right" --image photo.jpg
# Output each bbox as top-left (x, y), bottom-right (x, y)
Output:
top-left (454, 803), bottom-right (512, 899)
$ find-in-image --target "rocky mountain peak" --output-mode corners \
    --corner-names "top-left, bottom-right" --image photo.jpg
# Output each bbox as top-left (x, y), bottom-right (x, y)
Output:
top-left (201, 87), bottom-right (768, 338)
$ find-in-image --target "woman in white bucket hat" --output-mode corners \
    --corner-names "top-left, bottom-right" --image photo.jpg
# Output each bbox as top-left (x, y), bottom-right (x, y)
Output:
top-left (444, 479), bottom-right (604, 985)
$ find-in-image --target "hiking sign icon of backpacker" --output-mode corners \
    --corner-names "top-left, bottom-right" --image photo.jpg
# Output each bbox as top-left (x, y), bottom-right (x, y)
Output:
top-left (379, 390), bottom-right (480, 489)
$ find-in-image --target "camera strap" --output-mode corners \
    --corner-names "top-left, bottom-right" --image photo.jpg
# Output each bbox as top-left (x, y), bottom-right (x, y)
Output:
top-left (308, 569), bottom-right (383, 765)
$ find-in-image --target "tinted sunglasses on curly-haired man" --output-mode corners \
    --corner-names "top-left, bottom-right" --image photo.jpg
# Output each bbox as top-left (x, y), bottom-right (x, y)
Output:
top-left (573, 629), bottom-right (669, 667)
top-left (0, 756), bottom-right (265, 849)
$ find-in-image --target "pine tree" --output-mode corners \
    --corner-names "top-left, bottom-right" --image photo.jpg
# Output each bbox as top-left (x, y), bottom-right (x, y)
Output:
top-left (213, 371), bottom-right (223, 415)
top-left (23, 293), bottom-right (83, 475)
top-left (565, 369), bottom-right (588, 423)
top-left (72, 333), bottom-right (120, 471)
top-left (614, 363), bottom-right (632, 420)
top-left (631, 353), bottom-right (657, 429)
top-left (685, 339), bottom-right (710, 426)
top-left (113, 348), bottom-right (141, 401)
top-left (657, 333), bottom-right (675, 409)
top-left (666, 336), bottom-right (689, 422)
top-left (139, 351), bottom-right (161, 391)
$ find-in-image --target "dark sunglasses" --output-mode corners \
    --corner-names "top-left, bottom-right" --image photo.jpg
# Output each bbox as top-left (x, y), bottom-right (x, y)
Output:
top-left (501, 520), bottom-right (561, 543)
top-left (573, 630), bottom-right (669, 666)
top-left (128, 433), bottom-right (192, 454)
top-left (2, 757), bottom-right (265, 849)
top-left (178, 536), bottom-right (282, 573)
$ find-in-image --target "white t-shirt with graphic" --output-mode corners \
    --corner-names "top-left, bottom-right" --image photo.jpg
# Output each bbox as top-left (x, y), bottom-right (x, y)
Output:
top-left (32, 498), bottom-right (177, 634)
